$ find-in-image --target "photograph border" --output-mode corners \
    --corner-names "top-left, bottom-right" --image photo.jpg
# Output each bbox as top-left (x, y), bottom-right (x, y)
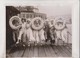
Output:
top-left (0, 0), bottom-right (79, 58)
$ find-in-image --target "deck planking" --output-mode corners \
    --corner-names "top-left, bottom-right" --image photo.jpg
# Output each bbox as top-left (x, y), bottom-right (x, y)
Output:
top-left (51, 45), bottom-right (63, 57)
top-left (48, 45), bottom-right (57, 57)
top-left (38, 45), bottom-right (46, 57)
top-left (28, 46), bottom-right (34, 57)
top-left (23, 46), bottom-right (30, 57)
top-left (10, 48), bottom-right (24, 57)
top-left (7, 44), bottom-right (72, 57)
top-left (33, 46), bottom-right (39, 57)
top-left (60, 45), bottom-right (72, 57)
top-left (57, 45), bottom-right (69, 57)
top-left (44, 45), bottom-right (54, 57)
top-left (64, 45), bottom-right (72, 53)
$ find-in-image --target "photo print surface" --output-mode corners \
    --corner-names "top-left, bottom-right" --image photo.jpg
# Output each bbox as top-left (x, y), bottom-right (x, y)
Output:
top-left (6, 5), bottom-right (72, 57)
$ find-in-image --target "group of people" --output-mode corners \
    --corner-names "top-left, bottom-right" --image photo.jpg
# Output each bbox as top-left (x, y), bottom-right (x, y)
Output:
top-left (13, 17), bottom-right (68, 46)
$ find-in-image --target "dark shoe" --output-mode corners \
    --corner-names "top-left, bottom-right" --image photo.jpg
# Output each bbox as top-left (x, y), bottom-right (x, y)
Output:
top-left (50, 40), bottom-right (55, 44)
top-left (45, 39), bottom-right (49, 42)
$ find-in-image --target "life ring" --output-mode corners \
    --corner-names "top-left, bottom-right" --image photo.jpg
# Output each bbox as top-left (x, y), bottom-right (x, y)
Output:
top-left (9, 16), bottom-right (22, 30)
top-left (31, 17), bottom-right (44, 30)
top-left (54, 17), bottom-right (66, 30)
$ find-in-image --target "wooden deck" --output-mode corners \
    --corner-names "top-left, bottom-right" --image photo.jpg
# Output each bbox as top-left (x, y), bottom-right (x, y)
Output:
top-left (6, 44), bottom-right (72, 58)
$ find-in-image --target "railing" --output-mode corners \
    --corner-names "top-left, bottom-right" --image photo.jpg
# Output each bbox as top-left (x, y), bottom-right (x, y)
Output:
top-left (67, 31), bottom-right (72, 44)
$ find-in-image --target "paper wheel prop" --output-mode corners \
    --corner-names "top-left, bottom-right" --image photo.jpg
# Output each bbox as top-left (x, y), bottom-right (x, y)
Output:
top-left (31, 17), bottom-right (44, 30)
top-left (9, 16), bottom-right (22, 30)
top-left (54, 17), bottom-right (66, 30)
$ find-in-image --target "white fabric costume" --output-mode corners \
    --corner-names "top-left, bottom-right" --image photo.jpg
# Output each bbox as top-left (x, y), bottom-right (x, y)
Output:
top-left (54, 18), bottom-right (68, 44)
top-left (39, 29), bottom-right (45, 41)
top-left (61, 28), bottom-right (68, 43)
top-left (26, 19), bottom-right (36, 42)
top-left (17, 22), bottom-right (27, 43)
top-left (33, 30), bottom-right (40, 43)
top-left (33, 29), bottom-right (45, 43)
top-left (55, 28), bottom-right (68, 43)
top-left (55, 30), bottom-right (62, 39)
top-left (17, 21), bottom-right (35, 44)
top-left (26, 27), bottom-right (35, 42)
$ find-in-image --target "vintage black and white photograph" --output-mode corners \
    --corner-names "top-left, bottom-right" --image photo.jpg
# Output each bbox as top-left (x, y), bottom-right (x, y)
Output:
top-left (6, 4), bottom-right (72, 58)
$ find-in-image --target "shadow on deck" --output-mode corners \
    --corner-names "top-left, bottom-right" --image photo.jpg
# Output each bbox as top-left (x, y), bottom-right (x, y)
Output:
top-left (6, 44), bottom-right (72, 58)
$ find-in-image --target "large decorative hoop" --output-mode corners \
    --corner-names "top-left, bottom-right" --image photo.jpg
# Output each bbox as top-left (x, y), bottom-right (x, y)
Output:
top-left (31, 17), bottom-right (44, 30)
top-left (54, 17), bottom-right (66, 30)
top-left (9, 16), bottom-right (22, 30)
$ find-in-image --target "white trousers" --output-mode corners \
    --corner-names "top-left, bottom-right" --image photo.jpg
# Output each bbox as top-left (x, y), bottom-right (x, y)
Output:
top-left (26, 28), bottom-right (35, 42)
top-left (61, 29), bottom-right (68, 43)
top-left (18, 28), bottom-right (35, 42)
top-left (33, 30), bottom-right (40, 43)
top-left (18, 29), bottom-right (27, 42)
top-left (33, 29), bottom-right (45, 43)
top-left (55, 29), bottom-right (68, 43)
top-left (39, 29), bottom-right (45, 41)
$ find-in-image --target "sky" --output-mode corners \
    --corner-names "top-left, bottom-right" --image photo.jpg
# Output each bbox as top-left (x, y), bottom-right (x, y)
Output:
top-left (12, 0), bottom-right (72, 18)
top-left (38, 5), bottom-right (72, 17)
